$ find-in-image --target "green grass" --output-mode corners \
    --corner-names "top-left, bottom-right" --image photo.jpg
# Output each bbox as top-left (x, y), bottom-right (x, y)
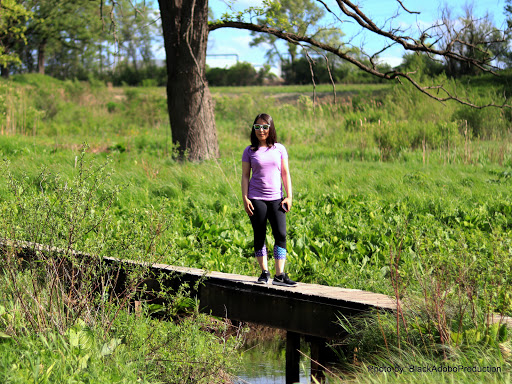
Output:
top-left (0, 74), bottom-right (511, 382)
top-left (1, 75), bottom-right (511, 290)
top-left (325, 310), bottom-right (512, 384)
top-left (0, 302), bottom-right (241, 384)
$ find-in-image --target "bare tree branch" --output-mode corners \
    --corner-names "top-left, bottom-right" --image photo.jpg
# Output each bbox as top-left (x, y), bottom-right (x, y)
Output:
top-left (322, 52), bottom-right (337, 104)
top-left (315, 0), bottom-right (345, 24)
top-left (396, 0), bottom-right (420, 14)
top-left (336, 0), bottom-right (502, 71)
top-left (302, 47), bottom-right (318, 106)
top-left (209, 20), bottom-right (510, 108)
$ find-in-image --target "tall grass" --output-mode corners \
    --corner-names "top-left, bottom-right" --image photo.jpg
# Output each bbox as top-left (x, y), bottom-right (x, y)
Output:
top-left (318, 308), bottom-right (511, 384)
top-left (0, 148), bottom-right (242, 383)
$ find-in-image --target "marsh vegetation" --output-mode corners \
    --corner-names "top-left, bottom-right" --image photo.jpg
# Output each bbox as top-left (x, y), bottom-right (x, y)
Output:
top-left (0, 74), bottom-right (511, 382)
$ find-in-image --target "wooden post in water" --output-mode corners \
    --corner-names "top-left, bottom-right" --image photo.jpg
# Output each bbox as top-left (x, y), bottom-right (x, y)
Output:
top-left (310, 336), bottom-right (328, 383)
top-left (286, 331), bottom-right (300, 384)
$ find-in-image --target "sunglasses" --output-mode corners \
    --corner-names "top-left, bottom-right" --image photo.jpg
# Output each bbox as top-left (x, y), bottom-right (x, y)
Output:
top-left (253, 124), bottom-right (270, 131)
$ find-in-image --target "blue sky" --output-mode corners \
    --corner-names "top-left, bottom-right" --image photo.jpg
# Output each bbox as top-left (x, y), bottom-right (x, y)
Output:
top-left (205, 0), bottom-right (508, 72)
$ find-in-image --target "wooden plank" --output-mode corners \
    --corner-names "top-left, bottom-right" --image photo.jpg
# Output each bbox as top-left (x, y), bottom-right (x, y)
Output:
top-left (146, 262), bottom-right (397, 311)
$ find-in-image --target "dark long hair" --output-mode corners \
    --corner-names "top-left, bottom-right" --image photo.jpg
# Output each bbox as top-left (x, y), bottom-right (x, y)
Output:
top-left (250, 113), bottom-right (277, 150)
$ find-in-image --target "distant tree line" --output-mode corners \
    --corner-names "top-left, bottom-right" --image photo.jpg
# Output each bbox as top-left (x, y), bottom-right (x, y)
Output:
top-left (1, 0), bottom-right (511, 87)
top-left (206, 62), bottom-right (276, 86)
top-left (0, 0), bottom-right (163, 85)
top-left (205, 57), bottom-right (392, 86)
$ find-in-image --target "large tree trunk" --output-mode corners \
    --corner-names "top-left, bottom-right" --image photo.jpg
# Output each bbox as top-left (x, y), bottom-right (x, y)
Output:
top-left (158, 0), bottom-right (219, 161)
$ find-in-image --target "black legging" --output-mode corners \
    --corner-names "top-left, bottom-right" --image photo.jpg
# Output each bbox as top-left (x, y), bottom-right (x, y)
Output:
top-left (249, 199), bottom-right (287, 253)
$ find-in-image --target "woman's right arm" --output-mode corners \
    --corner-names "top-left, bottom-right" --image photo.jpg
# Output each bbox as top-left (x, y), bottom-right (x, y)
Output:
top-left (241, 161), bottom-right (254, 216)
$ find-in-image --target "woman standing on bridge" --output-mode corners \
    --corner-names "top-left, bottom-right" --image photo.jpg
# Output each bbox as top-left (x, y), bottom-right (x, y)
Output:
top-left (241, 113), bottom-right (297, 287)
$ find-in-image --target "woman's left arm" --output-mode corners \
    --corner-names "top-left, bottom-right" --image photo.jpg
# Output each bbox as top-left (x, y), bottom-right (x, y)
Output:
top-left (281, 157), bottom-right (293, 212)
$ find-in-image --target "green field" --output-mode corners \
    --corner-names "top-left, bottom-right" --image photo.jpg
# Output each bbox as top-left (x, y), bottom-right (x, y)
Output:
top-left (1, 74), bottom-right (511, 383)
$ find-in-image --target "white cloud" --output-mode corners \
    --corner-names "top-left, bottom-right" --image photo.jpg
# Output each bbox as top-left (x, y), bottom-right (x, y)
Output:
top-left (377, 56), bottom-right (404, 68)
top-left (210, 0), bottom-right (266, 18)
top-left (230, 0), bottom-right (265, 11)
top-left (208, 28), bottom-right (273, 66)
top-left (207, 57), bottom-right (238, 68)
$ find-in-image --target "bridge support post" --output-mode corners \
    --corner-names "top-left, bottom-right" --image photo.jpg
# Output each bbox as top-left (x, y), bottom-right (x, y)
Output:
top-left (286, 331), bottom-right (300, 384)
top-left (309, 336), bottom-right (328, 383)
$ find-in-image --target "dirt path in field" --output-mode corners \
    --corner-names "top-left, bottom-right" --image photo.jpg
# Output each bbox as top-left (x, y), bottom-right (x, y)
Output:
top-left (219, 87), bottom-right (385, 104)
top-left (267, 89), bottom-right (375, 105)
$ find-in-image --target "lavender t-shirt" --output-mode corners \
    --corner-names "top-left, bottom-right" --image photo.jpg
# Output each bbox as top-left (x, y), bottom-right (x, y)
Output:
top-left (242, 143), bottom-right (288, 201)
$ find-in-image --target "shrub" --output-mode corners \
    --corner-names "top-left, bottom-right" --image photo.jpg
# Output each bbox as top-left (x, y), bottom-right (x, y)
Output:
top-left (453, 105), bottom-right (509, 139)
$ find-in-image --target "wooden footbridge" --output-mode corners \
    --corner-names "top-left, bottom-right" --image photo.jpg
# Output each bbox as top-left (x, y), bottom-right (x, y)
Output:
top-left (104, 258), bottom-right (397, 383)
top-left (4, 241), bottom-right (397, 384)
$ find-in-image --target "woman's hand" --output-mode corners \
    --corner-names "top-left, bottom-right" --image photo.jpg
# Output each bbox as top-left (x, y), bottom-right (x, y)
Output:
top-left (281, 197), bottom-right (292, 212)
top-left (244, 197), bottom-right (254, 216)
top-left (280, 157), bottom-right (292, 213)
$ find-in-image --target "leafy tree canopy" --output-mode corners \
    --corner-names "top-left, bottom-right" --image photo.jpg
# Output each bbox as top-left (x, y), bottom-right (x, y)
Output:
top-left (0, 0), bottom-right (31, 70)
top-left (248, 0), bottom-right (343, 65)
